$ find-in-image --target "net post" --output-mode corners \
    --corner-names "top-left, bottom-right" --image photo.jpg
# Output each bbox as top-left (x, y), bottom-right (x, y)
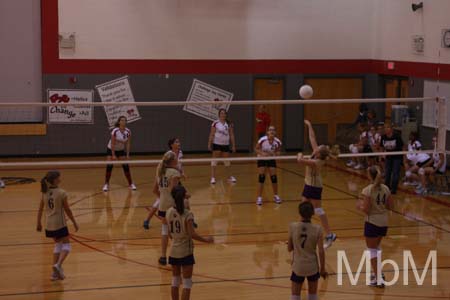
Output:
top-left (437, 97), bottom-right (447, 153)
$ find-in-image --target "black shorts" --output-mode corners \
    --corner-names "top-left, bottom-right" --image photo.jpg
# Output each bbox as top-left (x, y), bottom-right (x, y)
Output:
top-left (169, 254), bottom-right (195, 266)
top-left (158, 210), bottom-right (166, 218)
top-left (212, 144), bottom-right (230, 153)
top-left (417, 158), bottom-right (431, 168)
top-left (302, 185), bottom-right (323, 200)
top-left (363, 145), bottom-right (372, 153)
top-left (106, 148), bottom-right (126, 157)
top-left (257, 160), bottom-right (277, 168)
top-left (364, 222), bottom-right (388, 238)
top-left (290, 272), bottom-right (320, 283)
top-left (45, 226), bottom-right (69, 239)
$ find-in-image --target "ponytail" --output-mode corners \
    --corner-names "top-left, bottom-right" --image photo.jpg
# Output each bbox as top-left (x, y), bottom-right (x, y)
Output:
top-left (41, 170), bottom-right (60, 193)
top-left (171, 185), bottom-right (186, 215)
top-left (157, 151), bottom-right (176, 179)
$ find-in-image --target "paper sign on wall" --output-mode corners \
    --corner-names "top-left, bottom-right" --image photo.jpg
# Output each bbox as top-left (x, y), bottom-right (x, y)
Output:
top-left (47, 89), bottom-right (93, 124)
top-left (183, 79), bottom-right (234, 121)
top-left (96, 76), bottom-right (141, 128)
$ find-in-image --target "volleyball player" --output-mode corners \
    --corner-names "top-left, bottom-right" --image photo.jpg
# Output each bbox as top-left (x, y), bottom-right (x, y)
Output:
top-left (255, 125), bottom-right (282, 205)
top-left (417, 136), bottom-right (447, 194)
top-left (288, 201), bottom-right (327, 300)
top-left (167, 185), bottom-right (213, 300)
top-left (155, 151), bottom-right (181, 265)
top-left (297, 120), bottom-right (337, 249)
top-left (357, 166), bottom-right (392, 287)
top-left (403, 132), bottom-right (431, 187)
top-left (103, 116), bottom-right (136, 192)
top-left (36, 171), bottom-right (79, 281)
top-left (208, 109), bottom-right (236, 184)
top-left (143, 138), bottom-right (184, 230)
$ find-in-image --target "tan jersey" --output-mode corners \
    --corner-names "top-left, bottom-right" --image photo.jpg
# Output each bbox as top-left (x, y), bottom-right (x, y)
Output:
top-left (43, 187), bottom-right (67, 231)
top-left (305, 159), bottom-right (325, 188)
top-left (362, 183), bottom-right (391, 227)
top-left (166, 207), bottom-right (194, 258)
top-left (158, 168), bottom-right (181, 212)
top-left (289, 221), bottom-right (322, 276)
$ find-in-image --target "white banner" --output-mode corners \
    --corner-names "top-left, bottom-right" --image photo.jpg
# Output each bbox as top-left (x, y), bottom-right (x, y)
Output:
top-left (47, 89), bottom-right (93, 124)
top-left (183, 79), bottom-right (234, 121)
top-left (423, 80), bottom-right (450, 130)
top-left (95, 76), bottom-right (141, 128)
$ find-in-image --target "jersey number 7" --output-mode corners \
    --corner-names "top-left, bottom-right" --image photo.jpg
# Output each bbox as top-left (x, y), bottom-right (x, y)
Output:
top-left (300, 233), bottom-right (308, 248)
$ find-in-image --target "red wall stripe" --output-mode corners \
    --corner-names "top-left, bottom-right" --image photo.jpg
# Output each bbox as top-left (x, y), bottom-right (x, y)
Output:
top-left (41, 0), bottom-right (450, 79)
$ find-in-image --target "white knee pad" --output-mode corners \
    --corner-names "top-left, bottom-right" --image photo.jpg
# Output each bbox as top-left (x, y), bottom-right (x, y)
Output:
top-left (418, 168), bottom-right (425, 175)
top-left (161, 224), bottom-right (169, 236)
top-left (183, 278), bottom-right (193, 289)
top-left (224, 161), bottom-right (231, 167)
top-left (152, 198), bottom-right (160, 208)
top-left (172, 276), bottom-right (181, 287)
top-left (405, 170), bottom-right (412, 178)
top-left (211, 161), bottom-right (218, 166)
top-left (61, 243), bottom-right (71, 252)
top-left (368, 248), bottom-right (380, 259)
top-left (314, 207), bottom-right (325, 216)
top-left (54, 242), bottom-right (62, 254)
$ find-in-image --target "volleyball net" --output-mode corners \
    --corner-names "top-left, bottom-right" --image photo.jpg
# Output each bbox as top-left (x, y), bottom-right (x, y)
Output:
top-left (0, 96), bottom-right (447, 169)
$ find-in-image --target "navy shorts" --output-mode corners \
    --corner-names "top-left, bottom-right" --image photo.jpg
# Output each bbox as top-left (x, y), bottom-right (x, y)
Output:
top-left (169, 254), bottom-right (195, 266)
top-left (417, 158), bottom-right (431, 168)
top-left (158, 210), bottom-right (166, 218)
top-left (302, 185), bottom-right (323, 200)
top-left (364, 222), bottom-right (388, 237)
top-left (212, 143), bottom-right (230, 153)
top-left (106, 148), bottom-right (126, 157)
top-left (290, 272), bottom-right (320, 283)
top-left (257, 160), bottom-right (277, 168)
top-left (45, 226), bottom-right (69, 239)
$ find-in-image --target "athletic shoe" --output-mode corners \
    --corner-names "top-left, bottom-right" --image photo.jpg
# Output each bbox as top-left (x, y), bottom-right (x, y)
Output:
top-left (210, 177), bottom-right (216, 184)
top-left (50, 272), bottom-right (59, 281)
top-left (158, 257), bottom-right (167, 266)
top-left (228, 176), bottom-right (237, 183)
top-left (415, 186), bottom-right (427, 195)
top-left (346, 160), bottom-right (355, 167)
top-left (130, 183), bottom-right (137, 190)
top-left (403, 181), bottom-right (416, 186)
top-left (143, 220), bottom-right (150, 230)
top-left (0, 180), bottom-right (4, 188)
top-left (273, 195), bottom-right (282, 204)
top-left (369, 274), bottom-right (385, 287)
top-left (353, 164), bottom-right (363, 170)
top-left (256, 197), bottom-right (263, 206)
top-left (324, 233), bottom-right (337, 249)
top-left (102, 184), bottom-right (109, 192)
top-left (52, 264), bottom-right (65, 280)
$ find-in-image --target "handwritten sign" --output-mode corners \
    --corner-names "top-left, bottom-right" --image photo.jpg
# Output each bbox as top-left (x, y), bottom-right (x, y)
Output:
top-left (47, 89), bottom-right (93, 124)
top-left (96, 76), bottom-right (141, 128)
top-left (183, 79), bottom-right (234, 121)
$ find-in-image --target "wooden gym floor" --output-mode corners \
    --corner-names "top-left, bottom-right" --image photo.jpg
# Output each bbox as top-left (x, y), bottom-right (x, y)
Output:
top-left (0, 156), bottom-right (449, 300)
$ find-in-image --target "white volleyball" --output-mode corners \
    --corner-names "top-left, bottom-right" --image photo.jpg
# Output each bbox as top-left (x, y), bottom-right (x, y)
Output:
top-left (299, 85), bottom-right (313, 99)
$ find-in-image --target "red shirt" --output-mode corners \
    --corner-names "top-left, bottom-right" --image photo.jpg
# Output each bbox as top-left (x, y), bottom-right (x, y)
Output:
top-left (256, 112), bottom-right (271, 134)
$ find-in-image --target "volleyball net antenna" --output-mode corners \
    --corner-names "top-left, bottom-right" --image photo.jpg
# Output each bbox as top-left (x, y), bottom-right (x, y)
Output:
top-left (0, 96), bottom-right (447, 169)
